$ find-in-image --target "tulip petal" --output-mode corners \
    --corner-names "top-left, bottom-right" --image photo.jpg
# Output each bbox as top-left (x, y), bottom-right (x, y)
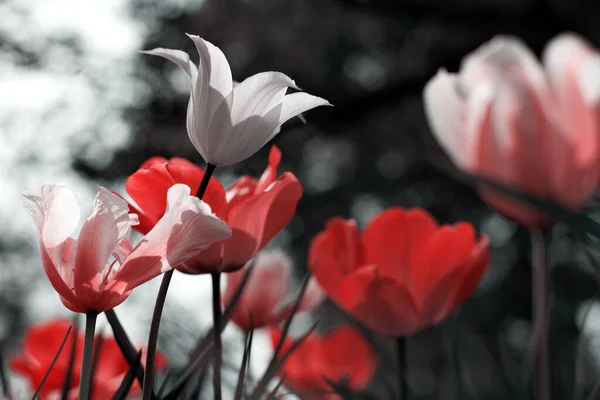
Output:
top-left (255, 145), bottom-right (282, 193)
top-left (23, 185), bottom-right (80, 248)
top-left (362, 208), bottom-right (437, 283)
top-left (230, 72), bottom-right (298, 124)
top-left (274, 92), bottom-right (331, 131)
top-left (102, 184), bottom-right (231, 310)
top-left (221, 172), bottom-right (302, 269)
top-left (224, 250), bottom-right (292, 329)
top-left (74, 188), bottom-right (132, 309)
top-left (338, 266), bottom-right (419, 337)
top-left (309, 218), bottom-right (363, 302)
top-left (140, 48), bottom-right (193, 77)
top-left (297, 277), bottom-right (325, 313)
top-left (423, 70), bottom-right (469, 168)
top-left (409, 223), bottom-right (478, 316)
top-left (543, 33), bottom-right (600, 208)
top-left (186, 35), bottom-right (233, 101)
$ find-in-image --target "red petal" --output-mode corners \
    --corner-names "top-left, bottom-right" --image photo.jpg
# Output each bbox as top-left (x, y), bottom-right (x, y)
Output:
top-left (362, 208), bottom-right (437, 282)
top-left (221, 172), bottom-right (302, 269)
top-left (224, 176), bottom-right (258, 212)
top-left (451, 236), bottom-right (490, 307)
top-left (140, 156), bottom-right (168, 170)
top-left (165, 161), bottom-right (227, 219)
top-left (255, 145), bottom-right (282, 193)
top-left (309, 218), bottom-right (363, 303)
top-left (409, 223), bottom-right (476, 303)
top-left (321, 326), bottom-right (378, 390)
top-left (338, 266), bottom-right (420, 336)
top-left (125, 163), bottom-right (177, 226)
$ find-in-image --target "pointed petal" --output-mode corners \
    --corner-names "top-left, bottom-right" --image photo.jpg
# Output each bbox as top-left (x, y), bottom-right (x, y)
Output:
top-left (423, 70), bottom-right (469, 168)
top-left (186, 34), bottom-right (233, 99)
top-left (39, 243), bottom-right (82, 312)
top-left (74, 188), bottom-right (132, 309)
top-left (23, 185), bottom-right (80, 248)
top-left (255, 145), bottom-right (282, 193)
top-left (338, 266), bottom-right (420, 337)
top-left (230, 71), bottom-right (298, 124)
top-left (140, 48), bottom-right (193, 77)
top-left (275, 92), bottom-right (331, 129)
top-left (101, 184), bottom-right (231, 310)
top-left (221, 173), bottom-right (302, 269)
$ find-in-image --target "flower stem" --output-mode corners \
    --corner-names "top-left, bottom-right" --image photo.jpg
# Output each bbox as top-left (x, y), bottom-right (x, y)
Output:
top-left (531, 228), bottom-right (551, 400)
top-left (212, 271), bottom-right (223, 400)
top-left (396, 336), bottom-right (409, 400)
top-left (142, 162), bottom-right (216, 400)
top-left (79, 311), bottom-right (98, 400)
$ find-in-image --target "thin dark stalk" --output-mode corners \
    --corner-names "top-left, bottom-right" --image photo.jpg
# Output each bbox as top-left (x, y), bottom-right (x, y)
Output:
top-left (141, 162), bottom-right (216, 400)
top-left (234, 330), bottom-right (254, 400)
top-left (78, 311), bottom-right (98, 400)
top-left (31, 326), bottom-right (73, 400)
top-left (105, 310), bottom-right (147, 388)
top-left (396, 337), bottom-right (408, 400)
top-left (142, 270), bottom-right (173, 400)
top-left (531, 228), bottom-right (551, 400)
top-left (88, 330), bottom-right (105, 398)
top-left (445, 317), bottom-right (464, 400)
top-left (211, 272), bottom-right (223, 400)
top-left (0, 345), bottom-right (12, 400)
top-left (61, 315), bottom-right (79, 400)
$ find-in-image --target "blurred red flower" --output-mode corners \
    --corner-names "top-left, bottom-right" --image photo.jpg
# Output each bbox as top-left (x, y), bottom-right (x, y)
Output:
top-left (309, 207), bottom-right (489, 336)
top-left (270, 325), bottom-right (377, 400)
top-left (222, 249), bottom-right (324, 331)
top-left (11, 319), bottom-right (167, 399)
top-left (124, 145), bottom-right (303, 273)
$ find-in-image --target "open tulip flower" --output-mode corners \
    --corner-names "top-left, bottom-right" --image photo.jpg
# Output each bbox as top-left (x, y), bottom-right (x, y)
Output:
top-left (424, 33), bottom-right (600, 227)
top-left (141, 34), bottom-right (331, 167)
top-left (124, 145), bottom-right (303, 273)
top-left (222, 249), bottom-right (324, 332)
top-left (11, 319), bottom-right (167, 399)
top-left (309, 207), bottom-right (489, 337)
top-left (23, 184), bottom-right (231, 313)
top-left (270, 325), bottom-right (378, 400)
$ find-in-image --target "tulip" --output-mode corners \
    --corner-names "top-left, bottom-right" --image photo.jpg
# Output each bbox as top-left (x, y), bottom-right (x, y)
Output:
top-left (11, 319), bottom-right (167, 399)
top-left (424, 34), bottom-right (600, 227)
top-left (222, 249), bottom-right (324, 331)
top-left (141, 34), bottom-right (331, 167)
top-left (11, 319), bottom-right (83, 397)
top-left (124, 146), bottom-right (303, 273)
top-left (270, 325), bottom-right (378, 400)
top-left (309, 207), bottom-right (489, 337)
top-left (23, 184), bottom-right (231, 313)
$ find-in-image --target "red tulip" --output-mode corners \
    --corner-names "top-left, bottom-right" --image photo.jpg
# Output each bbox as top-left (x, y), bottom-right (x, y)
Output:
top-left (11, 319), bottom-right (83, 397)
top-left (222, 249), bottom-right (324, 331)
top-left (124, 145), bottom-right (303, 273)
top-left (22, 184), bottom-right (230, 312)
top-left (11, 319), bottom-right (167, 399)
top-left (309, 207), bottom-right (489, 337)
top-left (270, 325), bottom-right (378, 400)
top-left (424, 34), bottom-right (600, 227)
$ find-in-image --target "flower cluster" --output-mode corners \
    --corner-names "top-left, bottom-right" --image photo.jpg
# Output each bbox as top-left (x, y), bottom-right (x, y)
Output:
top-left (8, 30), bottom-right (600, 400)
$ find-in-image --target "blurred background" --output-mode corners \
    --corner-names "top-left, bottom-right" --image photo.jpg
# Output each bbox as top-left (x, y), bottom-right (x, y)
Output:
top-left (3, 0), bottom-right (600, 398)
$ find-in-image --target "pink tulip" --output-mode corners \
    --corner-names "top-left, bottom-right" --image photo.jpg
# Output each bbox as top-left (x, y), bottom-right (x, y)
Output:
top-left (23, 184), bottom-right (231, 312)
top-left (222, 250), bottom-right (324, 331)
top-left (424, 33), bottom-right (600, 227)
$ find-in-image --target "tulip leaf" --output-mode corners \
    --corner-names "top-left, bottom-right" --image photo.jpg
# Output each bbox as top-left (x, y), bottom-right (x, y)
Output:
top-left (111, 351), bottom-right (142, 400)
